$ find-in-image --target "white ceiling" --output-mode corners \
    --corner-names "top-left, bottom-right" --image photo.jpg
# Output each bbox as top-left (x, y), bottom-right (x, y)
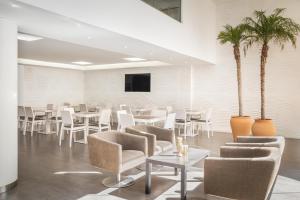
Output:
top-left (18, 36), bottom-right (134, 65)
top-left (0, 0), bottom-right (211, 70)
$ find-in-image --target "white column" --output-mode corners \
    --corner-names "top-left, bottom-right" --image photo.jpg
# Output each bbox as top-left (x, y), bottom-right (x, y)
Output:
top-left (0, 19), bottom-right (18, 192)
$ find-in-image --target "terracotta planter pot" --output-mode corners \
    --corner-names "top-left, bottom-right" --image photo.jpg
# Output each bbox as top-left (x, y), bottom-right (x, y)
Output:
top-left (230, 116), bottom-right (254, 141)
top-left (252, 119), bottom-right (276, 136)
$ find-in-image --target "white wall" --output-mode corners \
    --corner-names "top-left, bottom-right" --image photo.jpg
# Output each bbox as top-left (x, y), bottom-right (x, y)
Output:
top-left (18, 0), bottom-right (216, 63)
top-left (84, 66), bottom-right (191, 109)
top-left (18, 65), bottom-right (84, 107)
top-left (191, 0), bottom-right (300, 138)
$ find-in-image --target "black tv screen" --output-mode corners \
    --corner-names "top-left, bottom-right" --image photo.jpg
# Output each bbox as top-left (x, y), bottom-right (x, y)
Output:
top-left (125, 73), bottom-right (151, 92)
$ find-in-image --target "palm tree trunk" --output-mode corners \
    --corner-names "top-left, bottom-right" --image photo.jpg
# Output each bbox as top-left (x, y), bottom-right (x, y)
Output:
top-left (234, 45), bottom-right (243, 116)
top-left (260, 43), bottom-right (269, 120)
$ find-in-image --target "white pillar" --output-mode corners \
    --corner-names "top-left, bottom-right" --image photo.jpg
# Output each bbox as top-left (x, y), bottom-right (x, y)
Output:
top-left (0, 19), bottom-right (18, 193)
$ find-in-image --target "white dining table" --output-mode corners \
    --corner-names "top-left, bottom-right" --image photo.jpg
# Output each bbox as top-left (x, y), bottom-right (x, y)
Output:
top-left (73, 112), bottom-right (101, 144)
top-left (134, 115), bottom-right (166, 125)
top-left (185, 109), bottom-right (205, 115)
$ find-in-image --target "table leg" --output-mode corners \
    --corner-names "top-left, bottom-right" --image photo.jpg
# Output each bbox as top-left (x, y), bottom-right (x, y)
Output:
top-left (181, 167), bottom-right (187, 200)
top-left (145, 160), bottom-right (152, 194)
top-left (174, 167), bottom-right (178, 176)
top-left (84, 117), bottom-right (88, 144)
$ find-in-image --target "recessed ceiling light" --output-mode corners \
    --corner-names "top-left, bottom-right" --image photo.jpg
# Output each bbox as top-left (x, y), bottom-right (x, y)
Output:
top-left (87, 36), bottom-right (92, 40)
top-left (11, 3), bottom-right (20, 8)
top-left (18, 33), bottom-right (43, 41)
top-left (72, 61), bottom-right (92, 65)
top-left (123, 57), bottom-right (146, 62)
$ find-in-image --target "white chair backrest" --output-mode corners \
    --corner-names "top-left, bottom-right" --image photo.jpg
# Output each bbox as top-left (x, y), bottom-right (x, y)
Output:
top-left (151, 109), bottom-right (167, 117)
top-left (63, 107), bottom-right (75, 115)
top-left (61, 110), bottom-right (73, 125)
top-left (117, 110), bottom-right (127, 122)
top-left (47, 104), bottom-right (54, 110)
top-left (100, 109), bottom-right (111, 124)
top-left (175, 110), bottom-right (188, 121)
top-left (79, 104), bottom-right (88, 112)
top-left (25, 107), bottom-right (34, 118)
top-left (205, 108), bottom-right (213, 121)
top-left (166, 106), bottom-right (173, 114)
top-left (164, 113), bottom-right (176, 129)
top-left (119, 113), bottom-right (135, 132)
top-left (18, 106), bottom-right (25, 117)
top-left (120, 104), bottom-right (131, 114)
top-left (63, 102), bottom-right (71, 107)
top-left (55, 106), bottom-right (66, 117)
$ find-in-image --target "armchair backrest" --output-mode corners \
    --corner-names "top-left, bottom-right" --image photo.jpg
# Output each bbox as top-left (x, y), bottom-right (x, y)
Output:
top-left (227, 136), bottom-right (285, 156)
top-left (204, 147), bottom-right (281, 200)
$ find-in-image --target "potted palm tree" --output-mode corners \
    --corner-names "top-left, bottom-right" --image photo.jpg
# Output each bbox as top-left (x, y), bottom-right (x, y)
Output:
top-left (218, 25), bottom-right (254, 141)
top-left (244, 8), bottom-right (300, 136)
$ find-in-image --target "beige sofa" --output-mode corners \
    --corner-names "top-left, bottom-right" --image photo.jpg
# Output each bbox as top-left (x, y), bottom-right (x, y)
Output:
top-left (87, 132), bottom-right (148, 188)
top-left (204, 146), bottom-right (281, 200)
top-left (125, 125), bottom-right (175, 156)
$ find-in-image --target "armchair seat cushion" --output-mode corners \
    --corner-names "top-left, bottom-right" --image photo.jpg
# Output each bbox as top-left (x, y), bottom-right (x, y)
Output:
top-left (156, 140), bottom-right (173, 153)
top-left (122, 150), bottom-right (145, 164)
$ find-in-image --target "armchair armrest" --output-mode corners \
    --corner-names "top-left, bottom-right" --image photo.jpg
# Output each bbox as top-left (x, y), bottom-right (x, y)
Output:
top-left (204, 157), bottom-right (275, 200)
top-left (119, 133), bottom-right (148, 156)
top-left (148, 126), bottom-right (175, 144)
top-left (126, 127), bottom-right (156, 156)
top-left (87, 134), bottom-right (122, 174)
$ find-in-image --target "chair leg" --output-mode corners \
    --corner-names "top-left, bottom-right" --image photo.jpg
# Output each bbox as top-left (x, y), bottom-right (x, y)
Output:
top-left (184, 125), bottom-right (187, 139)
top-left (69, 130), bottom-right (73, 148)
top-left (206, 123), bottom-right (210, 138)
top-left (31, 122), bottom-right (34, 136)
top-left (59, 127), bottom-right (64, 146)
top-left (210, 123), bottom-right (214, 136)
top-left (23, 121), bottom-right (27, 135)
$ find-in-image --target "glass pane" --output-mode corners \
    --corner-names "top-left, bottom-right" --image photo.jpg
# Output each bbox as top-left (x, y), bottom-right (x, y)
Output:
top-left (141, 0), bottom-right (182, 22)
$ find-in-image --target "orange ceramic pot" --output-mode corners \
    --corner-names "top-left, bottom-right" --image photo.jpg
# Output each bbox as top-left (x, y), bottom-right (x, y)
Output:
top-left (252, 119), bottom-right (276, 136)
top-left (230, 116), bottom-right (254, 141)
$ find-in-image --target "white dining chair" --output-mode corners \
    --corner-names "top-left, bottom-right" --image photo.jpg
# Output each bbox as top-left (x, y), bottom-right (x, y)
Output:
top-left (24, 106), bottom-right (45, 136)
top-left (120, 104), bottom-right (132, 114)
top-left (47, 104), bottom-right (54, 110)
top-left (59, 110), bottom-right (87, 148)
top-left (63, 102), bottom-right (71, 107)
top-left (164, 113), bottom-right (176, 131)
top-left (18, 106), bottom-right (26, 135)
top-left (79, 104), bottom-right (88, 112)
top-left (50, 106), bottom-right (65, 136)
top-left (166, 106), bottom-right (173, 114)
top-left (119, 113), bottom-right (135, 132)
top-left (89, 109), bottom-right (112, 133)
top-left (175, 110), bottom-right (191, 139)
top-left (117, 110), bottom-right (127, 131)
top-left (192, 108), bottom-right (213, 138)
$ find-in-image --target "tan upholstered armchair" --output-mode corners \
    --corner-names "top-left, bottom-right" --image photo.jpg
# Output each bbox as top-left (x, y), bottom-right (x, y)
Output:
top-left (226, 136), bottom-right (285, 155)
top-left (87, 132), bottom-right (147, 188)
top-left (204, 146), bottom-right (281, 200)
top-left (125, 125), bottom-right (175, 156)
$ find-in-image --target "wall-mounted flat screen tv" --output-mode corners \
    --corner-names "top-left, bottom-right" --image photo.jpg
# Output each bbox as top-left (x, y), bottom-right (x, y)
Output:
top-left (125, 73), bottom-right (151, 92)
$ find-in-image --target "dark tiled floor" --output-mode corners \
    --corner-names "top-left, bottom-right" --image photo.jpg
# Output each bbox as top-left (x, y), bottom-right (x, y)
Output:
top-left (1, 130), bottom-right (300, 200)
